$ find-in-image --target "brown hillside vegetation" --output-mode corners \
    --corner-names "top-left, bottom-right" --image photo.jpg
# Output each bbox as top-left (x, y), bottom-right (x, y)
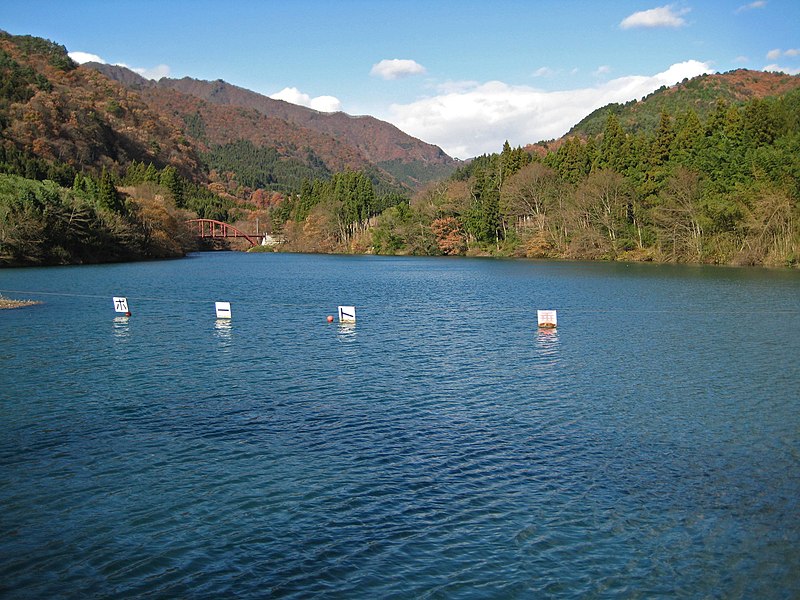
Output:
top-left (157, 77), bottom-right (452, 166)
top-left (0, 33), bottom-right (204, 180)
top-left (2, 31), bottom-right (796, 268)
top-left (85, 62), bottom-right (456, 189)
top-left (671, 68), bottom-right (800, 100)
top-left (136, 87), bottom-right (374, 173)
top-left (84, 62), bottom-right (375, 172)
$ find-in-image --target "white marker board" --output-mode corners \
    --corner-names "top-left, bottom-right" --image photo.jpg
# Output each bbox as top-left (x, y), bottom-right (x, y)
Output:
top-left (338, 306), bottom-right (356, 323)
top-left (215, 301), bottom-right (232, 319)
top-left (537, 309), bottom-right (557, 327)
top-left (113, 297), bottom-right (129, 313)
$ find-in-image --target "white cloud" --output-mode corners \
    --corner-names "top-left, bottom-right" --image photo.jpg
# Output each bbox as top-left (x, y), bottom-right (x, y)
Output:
top-left (309, 95), bottom-right (342, 112)
top-left (435, 80), bottom-right (481, 94)
top-left (112, 61), bottom-right (171, 80)
top-left (370, 59), bottom-right (426, 80)
top-left (384, 60), bottom-right (712, 159)
top-left (68, 51), bottom-right (105, 64)
top-left (594, 65), bottom-right (612, 76)
top-left (270, 86), bottom-right (342, 112)
top-left (620, 5), bottom-right (689, 29)
top-left (67, 51), bottom-right (170, 80)
top-left (735, 1), bottom-right (766, 13)
top-left (132, 64), bottom-right (171, 80)
top-left (765, 48), bottom-right (800, 67)
top-left (763, 64), bottom-right (800, 75)
top-left (532, 67), bottom-right (555, 77)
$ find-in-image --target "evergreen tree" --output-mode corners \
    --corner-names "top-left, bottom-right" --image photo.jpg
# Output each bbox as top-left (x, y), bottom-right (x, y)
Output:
top-left (499, 141), bottom-right (531, 183)
top-left (97, 168), bottom-right (123, 213)
top-left (124, 161), bottom-right (146, 185)
top-left (160, 166), bottom-right (184, 207)
top-left (650, 111), bottom-right (675, 167)
top-left (642, 111), bottom-right (675, 198)
top-left (742, 98), bottom-right (778, 148)
top-left (143, 163), bottom-right (160, 183)
top-left (464, 167), bottom-right (502, 244)
top-left (547, 137), bottom-right (590, 183)
top-left (597, 114), bottom-right (628, 173)
top-left (672, 109), bottom-right (704, 167)
top-left (705, 99), bottom-right (730, 137)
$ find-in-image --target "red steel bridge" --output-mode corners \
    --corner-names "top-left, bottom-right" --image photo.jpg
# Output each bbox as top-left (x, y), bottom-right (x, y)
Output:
top-left (186, 219), bottom-right (263, 247)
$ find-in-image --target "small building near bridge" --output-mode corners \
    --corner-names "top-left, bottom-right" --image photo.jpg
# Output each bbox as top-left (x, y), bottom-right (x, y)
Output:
top-left (261, 234), bottom-right (285, 247)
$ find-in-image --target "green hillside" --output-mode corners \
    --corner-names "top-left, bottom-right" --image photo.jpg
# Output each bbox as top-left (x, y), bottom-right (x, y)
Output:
top-left (567, 69), bottom-right (800, 138)
top-left (366, 85), bottom-right (800, 267)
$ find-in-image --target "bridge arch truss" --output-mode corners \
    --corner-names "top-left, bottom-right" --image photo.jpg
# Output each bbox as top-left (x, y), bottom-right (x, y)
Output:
top-left (186, 219), bottom-right (262, 247)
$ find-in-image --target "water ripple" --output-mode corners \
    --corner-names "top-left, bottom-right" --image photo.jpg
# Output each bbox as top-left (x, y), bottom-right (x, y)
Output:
top-left (1, 254), bottom-right (799, 598)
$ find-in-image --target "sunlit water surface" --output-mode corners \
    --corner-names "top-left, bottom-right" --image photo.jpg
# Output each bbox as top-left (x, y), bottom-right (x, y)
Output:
top-left (1, 253), bottom-right (799, 598)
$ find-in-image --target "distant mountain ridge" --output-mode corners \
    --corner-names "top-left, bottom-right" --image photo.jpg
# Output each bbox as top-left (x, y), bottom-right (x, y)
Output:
top-left (85, 63), bottom-right (456, 188)
top-left (85, 63), bottom-right (373, 174)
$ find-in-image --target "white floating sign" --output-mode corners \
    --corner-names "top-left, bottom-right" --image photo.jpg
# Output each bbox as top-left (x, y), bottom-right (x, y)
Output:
top-left (113, 297), bottom-right (129, 313)
top-left (338, 305), bottom-right (356, 323)
top-left (215, 301), bottom-right (232, 319)
top-left (537, 309), bottom-right (558, 328)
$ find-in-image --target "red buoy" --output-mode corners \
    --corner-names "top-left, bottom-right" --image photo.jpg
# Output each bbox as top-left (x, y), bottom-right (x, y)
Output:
top-left (327, 315), bottom-right (334, 323)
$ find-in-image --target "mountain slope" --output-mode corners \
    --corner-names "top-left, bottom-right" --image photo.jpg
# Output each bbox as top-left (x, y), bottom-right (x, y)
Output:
top-left (88, 64), bottom-right (456, 188)
top-left (566, 69), bottom-right (800, 138)
top-left (157, 77), bottom-right (450, 164)
top-left (85, 63), bottom-right (371, 171)
top-left (0, 32), bottom-right (205, 181)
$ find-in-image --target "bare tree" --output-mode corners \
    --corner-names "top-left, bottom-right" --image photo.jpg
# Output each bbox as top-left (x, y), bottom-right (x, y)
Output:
top-left (575, 169), bottom-right (629, 243)
top-left (653, 167), bottom-right (705, 262)
top-left (500, 162), bottom-right (560, 232)
top-left (740, 187), bottom-right (798, 265)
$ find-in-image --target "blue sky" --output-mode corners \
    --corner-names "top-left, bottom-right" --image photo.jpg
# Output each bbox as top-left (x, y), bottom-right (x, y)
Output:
top-left (3, 1), bottom-right (799, 158)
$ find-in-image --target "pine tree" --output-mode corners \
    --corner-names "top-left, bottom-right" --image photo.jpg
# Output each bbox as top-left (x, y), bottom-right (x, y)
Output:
top-left (642, 111), bottom-right (675, 197)
top-left (143, 163), bottom-right (159, 183)
top-left (160, 166), bottom-right (184, 207)
top-left (742, 98), bottom-right (778, 148)
top-left (465, 167), bottom-right (502, 244)
top-left (597, 114), bottom-right (627, 173)
top-left (97, 168), bottom-right (123, 213)
top-left (650, 111), bottom-right (675, 167)
top-left (672, 109), bottom-right (704, 167)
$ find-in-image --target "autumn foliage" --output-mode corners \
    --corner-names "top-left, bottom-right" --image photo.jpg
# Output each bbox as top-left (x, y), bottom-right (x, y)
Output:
top-left (431, 217), bottom-right (466, 255)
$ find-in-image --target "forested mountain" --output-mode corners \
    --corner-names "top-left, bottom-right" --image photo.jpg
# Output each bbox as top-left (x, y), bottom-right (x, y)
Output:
top-left (0, 31), bottom-right (238, 266)
top-left (86, 63), bottom-right (457, 189)
top-left (388, 73), bottom-right (800, 267)
top-left (564, 69), bottom-right (800, 139)
top-left (0, 33), bottom-right (205, 182)
top-left (272, 72), bottom-right (799, 266)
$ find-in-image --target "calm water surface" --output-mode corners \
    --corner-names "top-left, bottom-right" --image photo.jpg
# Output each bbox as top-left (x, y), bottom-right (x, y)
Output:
top-left (1, 253), bottom-right (799, 598)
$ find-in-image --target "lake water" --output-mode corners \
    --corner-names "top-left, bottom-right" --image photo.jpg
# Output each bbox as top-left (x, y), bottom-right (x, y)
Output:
top-left (1, 252), bottom-right (799, 598)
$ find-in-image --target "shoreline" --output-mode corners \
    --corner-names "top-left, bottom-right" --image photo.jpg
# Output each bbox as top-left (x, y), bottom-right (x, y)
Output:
top-left (2, 248), bottom-right (798, 270)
